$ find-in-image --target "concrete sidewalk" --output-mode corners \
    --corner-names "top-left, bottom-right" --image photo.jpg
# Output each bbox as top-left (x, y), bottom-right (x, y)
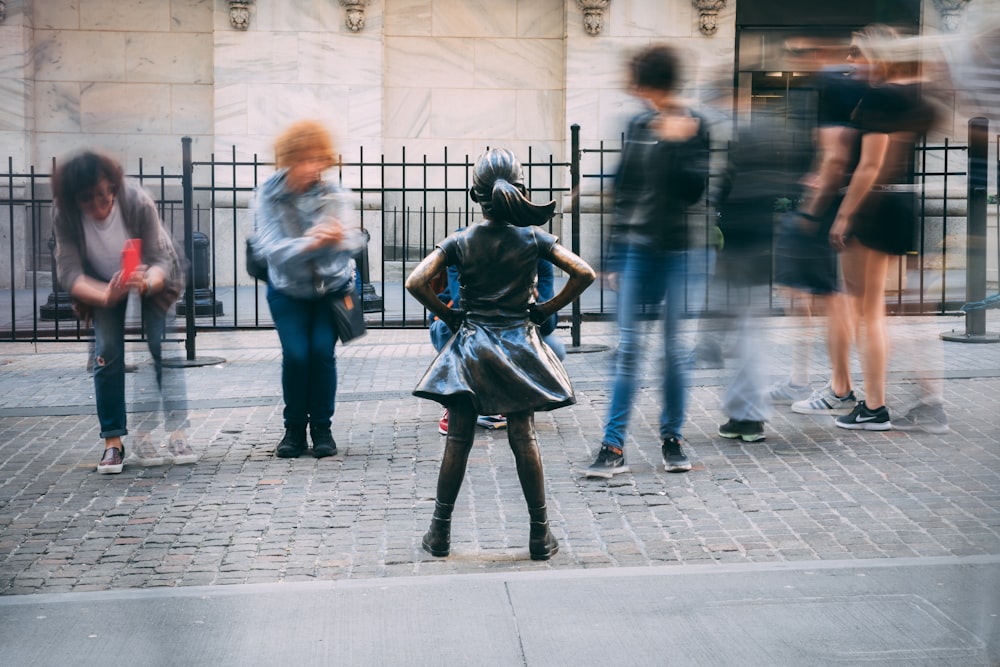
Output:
top-left (2, 556), bottom-right (997, 666)
top-left (1, 314), bottom-right (999, 664)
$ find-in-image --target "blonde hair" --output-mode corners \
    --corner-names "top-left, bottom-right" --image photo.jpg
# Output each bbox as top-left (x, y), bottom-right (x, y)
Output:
top-left (273, 120), bottom-right (337, 170)
top-left (854, 24), bottom-right (920, 81)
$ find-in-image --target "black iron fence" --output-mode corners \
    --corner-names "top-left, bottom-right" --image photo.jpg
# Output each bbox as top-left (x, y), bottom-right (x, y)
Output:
top-left (1, 124), bottom-right (995, 344)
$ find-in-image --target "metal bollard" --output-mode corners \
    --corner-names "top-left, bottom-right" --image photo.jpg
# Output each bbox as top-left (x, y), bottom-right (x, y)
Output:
top-left (176, 231), bottom-right (223, 317)
top-left (943, 117), bottom-right (998, 343)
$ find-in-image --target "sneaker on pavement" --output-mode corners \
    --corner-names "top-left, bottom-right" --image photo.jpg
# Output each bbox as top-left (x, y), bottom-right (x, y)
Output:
top-left (132, 433), bottom-right (165, 466)
top-left (585, 445), bottom-right (629, 479)
top-left (168, 432), bottom-right (198, 464)
top-left (97, 445), bottom-right (125, 474)
top-left (893, 401), bottom-right (949, 434)
top-left (791, 383), bottom-right (858, 415)
top-left (476, 414), bottom-right (507, 430)
top-left (767, 380), bottom-right (812, 405)
top-left (835, 400), bottom-right (891, 431)
top-left (718, 418), bottom-right (765, 442)
top-left (662, 436), bottom-right (692, 473)
top-left (438, 409), bottom-right (449, 435)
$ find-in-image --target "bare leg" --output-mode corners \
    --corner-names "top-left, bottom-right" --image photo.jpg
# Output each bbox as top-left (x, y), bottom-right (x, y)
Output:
top-left (506, 411), bottom-right (558, 560)
top-left (830, 245), bottom-right (866, 398)
top-left (858, 246), bottom-right (891, 409)
top-left (826, 291), bottom-right (856, 397)
top-left (780, 287), bottom-right (814, 387)
top-left (423, 398), bottom-right (476, 557)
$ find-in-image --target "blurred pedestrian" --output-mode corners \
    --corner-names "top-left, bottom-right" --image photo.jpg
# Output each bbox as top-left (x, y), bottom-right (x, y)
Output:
top-left (53, 149), bottom-right (193, 474)
top-left (714, 107), bottom-right (811, 442)
top-left (829, 25), bottom-right (939, 431)
top-left (769, 38), bottom-right (867, 416)
top-left (585, 44), bottom-right (710, 478)
top-left (406, 148), bottom-right (595, 560)
top-left (251, 120), bottom-right (365, 458)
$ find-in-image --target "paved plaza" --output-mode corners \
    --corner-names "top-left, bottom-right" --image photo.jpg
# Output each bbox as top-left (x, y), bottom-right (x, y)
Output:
top-left (1, 314), bottom-right (998, 665)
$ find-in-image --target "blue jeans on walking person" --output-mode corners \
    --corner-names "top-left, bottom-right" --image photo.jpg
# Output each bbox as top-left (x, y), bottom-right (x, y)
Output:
top-left (720, 284), bottom-right (772, 424)
top-left (92, 296), bottom-right (185, 438)
top-left (267, 285), bottom-right (338, 431)
top-left (603, 246), bottom-right (694, 448)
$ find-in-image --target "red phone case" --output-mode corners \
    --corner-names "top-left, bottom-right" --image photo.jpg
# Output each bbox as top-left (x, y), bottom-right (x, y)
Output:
top-left (121, 239), bottom-right (141, 281)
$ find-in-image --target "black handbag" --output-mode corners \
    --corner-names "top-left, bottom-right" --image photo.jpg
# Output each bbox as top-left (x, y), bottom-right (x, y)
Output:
top-left (246, 238), bottom-right (268, 282)
top-left (329, 290), bottom-right (366, 343)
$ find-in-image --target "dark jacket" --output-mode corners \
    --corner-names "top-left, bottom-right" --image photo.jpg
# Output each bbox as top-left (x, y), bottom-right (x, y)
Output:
top-left (608, 108), bottom-right (710, 268)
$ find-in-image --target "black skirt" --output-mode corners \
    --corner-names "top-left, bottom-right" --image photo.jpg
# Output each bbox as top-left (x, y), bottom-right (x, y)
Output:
top-left (413, 317), bottom-right (575, 415)
top-left (853, 190), bottom-right (918, 256)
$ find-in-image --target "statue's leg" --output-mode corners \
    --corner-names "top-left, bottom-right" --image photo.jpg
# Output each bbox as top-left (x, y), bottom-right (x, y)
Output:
top-left (422, 398), bottom-right (476, 557)
top-left (506, 411), bottom-right (559, 561)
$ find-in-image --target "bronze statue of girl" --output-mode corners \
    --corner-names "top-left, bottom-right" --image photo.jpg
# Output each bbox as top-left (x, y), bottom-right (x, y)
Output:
top-left (405, 148), bottom-right (595, 560)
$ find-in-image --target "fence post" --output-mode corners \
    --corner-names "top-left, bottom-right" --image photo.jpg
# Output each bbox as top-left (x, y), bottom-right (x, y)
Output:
top-left (182, 137), bottom-right (197, 358)
top-left (566, 124), bottom-right (608, 354)
top-left (943, 117), bottom-right (998, 343)
top-left (570, 123), bottom-right (582, 348)
top-left (164, 136), bottom-right (226, 367)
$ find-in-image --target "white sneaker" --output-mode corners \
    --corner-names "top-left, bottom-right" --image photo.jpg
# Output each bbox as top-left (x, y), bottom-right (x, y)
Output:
top-left (791, 383), bottom-right (858, 415)
top-left (767, 380), bottom-right (812, 405)
top-left (131, 433), bottom-right (166, 466)
top-left (167, 432), bottom-right (198, 464)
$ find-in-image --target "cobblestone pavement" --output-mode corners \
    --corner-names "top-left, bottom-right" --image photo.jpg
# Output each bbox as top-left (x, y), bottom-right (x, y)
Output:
top-left (1, 315), bottom-right (999, 594)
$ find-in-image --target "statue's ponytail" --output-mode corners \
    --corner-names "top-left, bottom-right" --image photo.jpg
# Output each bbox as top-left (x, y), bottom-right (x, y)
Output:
top-left (470, 149), bottom-right (556, 227)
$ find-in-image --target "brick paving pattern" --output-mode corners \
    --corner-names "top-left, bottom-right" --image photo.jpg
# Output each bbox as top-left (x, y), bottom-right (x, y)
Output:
top-left (1, 316), bottom-right (998, 594)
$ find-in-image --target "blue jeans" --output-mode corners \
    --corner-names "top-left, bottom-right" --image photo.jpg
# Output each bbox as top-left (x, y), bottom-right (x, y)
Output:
top-left (720, 283), bottom-right (772, 423)
top-left (267, 285), bottom-right (338, 431)
top-left (92, 297), bottom-right (185, 438)
top-left (603, 247), bottom-right (693, 448)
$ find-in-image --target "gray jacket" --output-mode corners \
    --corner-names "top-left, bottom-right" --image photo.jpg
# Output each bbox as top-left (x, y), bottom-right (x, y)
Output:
top-left (53, 179), bottom-right (185, 314)
top-left (252, 170), bottom-right (364, 299)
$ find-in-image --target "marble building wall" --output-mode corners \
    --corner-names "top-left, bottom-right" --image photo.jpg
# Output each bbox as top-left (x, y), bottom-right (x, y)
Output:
top-left (377, 0), bottom-right (567, 274)
top-left (28, 0), bottom-right (214, 171)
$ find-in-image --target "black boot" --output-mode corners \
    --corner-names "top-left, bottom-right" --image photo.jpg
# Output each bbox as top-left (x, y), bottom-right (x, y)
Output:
top-left (311, 427), bottom-right (337, 458)
top-left (422, 501), bottom-right (454, 557)
top-left (528, 505), bottom-right (559, 561)
top-left (275, 426), bottom-right (307, 458)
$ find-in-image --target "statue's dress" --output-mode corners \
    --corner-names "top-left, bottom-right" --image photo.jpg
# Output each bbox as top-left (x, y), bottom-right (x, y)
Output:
top-left (413, 222), bottom-right (575, 415)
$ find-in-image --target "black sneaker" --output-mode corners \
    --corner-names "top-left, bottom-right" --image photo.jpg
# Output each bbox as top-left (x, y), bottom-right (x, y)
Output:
top-left (584, 445), bottom-right (629, 479)
top-left (311, 428), bottom-right (338, 458)
top-left (835, 400), bottom-right (891, 431)
top-left (718, 418), bottom-right (765, 442)
top-left (275, 428), bottom-right (308, 458)
top-left (661, 436), bottom-right (692, 473)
